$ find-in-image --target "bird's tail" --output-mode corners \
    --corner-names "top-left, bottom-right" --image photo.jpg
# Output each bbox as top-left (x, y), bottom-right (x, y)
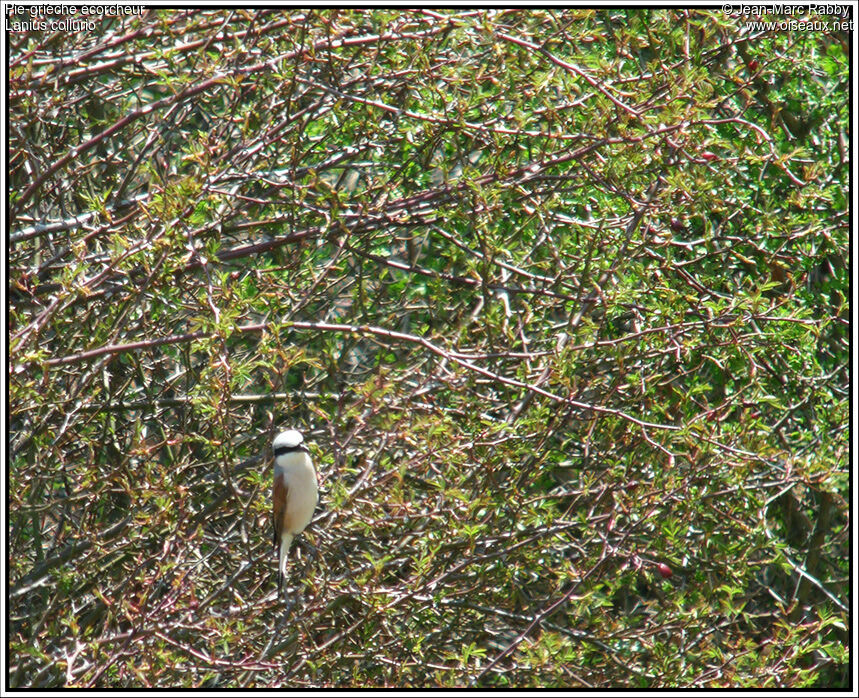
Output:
top-left (278, 533), bottom-right (294, 598)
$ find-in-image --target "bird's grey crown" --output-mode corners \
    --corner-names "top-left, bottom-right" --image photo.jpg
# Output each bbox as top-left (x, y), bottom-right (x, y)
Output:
top-left (273, 429), bottom-right (304, 450)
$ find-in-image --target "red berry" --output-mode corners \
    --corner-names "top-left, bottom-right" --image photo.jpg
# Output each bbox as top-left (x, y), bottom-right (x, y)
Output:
top-left (657, 563), bottom-right (673, 578)
top-left (700, 151), bottom-right (719, 162)
top-left (747, 59), bottom-right (759, 71)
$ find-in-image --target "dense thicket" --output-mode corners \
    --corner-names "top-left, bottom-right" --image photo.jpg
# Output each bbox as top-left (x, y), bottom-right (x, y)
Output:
top-left (8, 9), bottom-right (849, 688)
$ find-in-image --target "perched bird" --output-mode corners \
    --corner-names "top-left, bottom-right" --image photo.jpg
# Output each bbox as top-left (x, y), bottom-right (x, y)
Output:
top-left (271, 429), bottom-right (318, 598)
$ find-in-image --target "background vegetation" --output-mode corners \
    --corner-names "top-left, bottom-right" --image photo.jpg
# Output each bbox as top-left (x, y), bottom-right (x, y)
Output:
top-left (8, 9), bottom-right (850, 688)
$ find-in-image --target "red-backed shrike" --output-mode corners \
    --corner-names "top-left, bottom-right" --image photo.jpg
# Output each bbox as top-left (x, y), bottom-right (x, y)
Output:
top-left (272, 429), bottom-right (318, 598)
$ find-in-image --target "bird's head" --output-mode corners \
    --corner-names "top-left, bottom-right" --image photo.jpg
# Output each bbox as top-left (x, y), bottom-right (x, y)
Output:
top-left (272, 429), bottom-right (308, 459)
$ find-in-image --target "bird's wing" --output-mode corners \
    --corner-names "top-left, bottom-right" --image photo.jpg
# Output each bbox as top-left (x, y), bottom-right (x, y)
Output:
top-left (273, 470), bottom-right (288, 548)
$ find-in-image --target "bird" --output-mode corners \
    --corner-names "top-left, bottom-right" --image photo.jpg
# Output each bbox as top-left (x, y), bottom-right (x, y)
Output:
top-left (271, 429), bottom-right (318, 599)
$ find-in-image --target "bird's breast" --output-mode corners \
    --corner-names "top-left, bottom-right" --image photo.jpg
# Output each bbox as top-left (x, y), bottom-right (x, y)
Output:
top-left (274, 454), bottom-right (318, 533)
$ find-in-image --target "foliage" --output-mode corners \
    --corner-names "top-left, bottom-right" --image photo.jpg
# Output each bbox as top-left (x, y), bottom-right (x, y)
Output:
top-left (7, 8), bottom-right (849, 688)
